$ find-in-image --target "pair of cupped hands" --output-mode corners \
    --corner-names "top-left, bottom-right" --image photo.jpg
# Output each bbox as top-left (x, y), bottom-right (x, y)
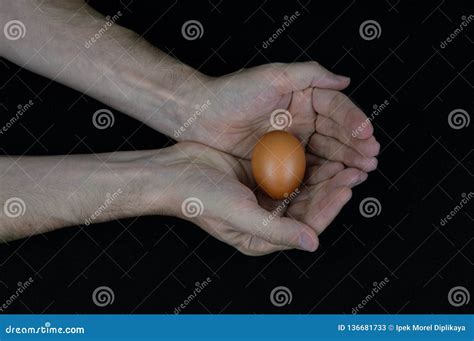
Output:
top-left (146, 62), bottom-right (379, 256)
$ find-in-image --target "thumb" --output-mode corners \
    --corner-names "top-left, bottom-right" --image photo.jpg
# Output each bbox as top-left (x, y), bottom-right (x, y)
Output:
top-left (262, 61), bottom-right (350, 93)
top-left (230, 206), bottom-right (319, 252)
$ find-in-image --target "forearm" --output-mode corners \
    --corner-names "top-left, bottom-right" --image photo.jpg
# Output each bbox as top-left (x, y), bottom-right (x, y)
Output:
top-left (0, 0), bottom-right (206, 136)
top-left (0, 150), bottom-right (173, 241)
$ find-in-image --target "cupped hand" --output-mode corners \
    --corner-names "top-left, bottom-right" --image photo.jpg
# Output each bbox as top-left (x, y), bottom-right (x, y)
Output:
top-left (182, 62), bottom-right (380, 171)
top-left (153, 142), bottom-right (367, 256)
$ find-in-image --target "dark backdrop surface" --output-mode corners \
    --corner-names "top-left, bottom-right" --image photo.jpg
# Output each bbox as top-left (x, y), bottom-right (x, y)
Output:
top-left (0, 0), bottom-right (473, 314)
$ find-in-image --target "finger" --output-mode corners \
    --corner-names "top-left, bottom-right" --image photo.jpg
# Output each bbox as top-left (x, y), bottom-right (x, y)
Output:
top-left (304, 161), bottom-right (345, 185)
top-left (315, 115), bottom-right (380, 157)
top-left (308, 133), bottom-right (378, 172)
top-left (325, 168), bottom-right (368, 189)
top-left (306, 186), bottom-right (352, 234)
top-left (230, 206), bottom-right (319, 252)
top-left (305, 153), bottom-right (329, 167)
top-left (312, 89), bottom-right (373, 139)
top-left (262, 62), bottom-right (350, 93)
top-left (296, 168), bottom-right (365, 221)
top-left (238, 235), bottom-right (292, 256)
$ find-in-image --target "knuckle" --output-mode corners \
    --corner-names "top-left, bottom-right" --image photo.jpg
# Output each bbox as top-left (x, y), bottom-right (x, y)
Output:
top-left (269, 229), bottom-right (295, 247)
top-left (343, 147), bottom-right (356, 165)
top-left (329, 92), bottom-right (347, 114)
top-left (315, 115), bottom-right (326, 131)
top-left (270, 62), bottom-right (286, 69)
top-left (237, 235), bottom-right (260, 256)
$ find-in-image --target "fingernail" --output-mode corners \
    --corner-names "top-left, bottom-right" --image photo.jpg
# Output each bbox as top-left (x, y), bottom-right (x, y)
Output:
top-left (355, 172), bottom-right (368, 185)
top-left (374, 141), bottom-right (381, 156)
top-left (363, 157), bottom-right (378, 172)
top-left (336, 75), bottom-right (350, 82)
top-left (371, 158), bottom-right (378, 170)
top-left (299, 232), bottom-right (316, 252)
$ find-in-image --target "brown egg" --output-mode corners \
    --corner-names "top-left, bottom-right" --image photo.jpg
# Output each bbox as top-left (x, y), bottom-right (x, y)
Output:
top-left (251, 131), bottom-right (306, 200)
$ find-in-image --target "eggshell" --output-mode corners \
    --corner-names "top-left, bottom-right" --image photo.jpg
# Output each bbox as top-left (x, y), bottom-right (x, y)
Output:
top-left (251, 131), bottom-right (306, 200)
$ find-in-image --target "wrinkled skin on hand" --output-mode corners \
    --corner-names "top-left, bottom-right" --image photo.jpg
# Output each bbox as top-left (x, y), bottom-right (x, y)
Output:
top-left (181, 62), bottom-right (380, 172)
top-left (154, 143), bottom-right (368, 256)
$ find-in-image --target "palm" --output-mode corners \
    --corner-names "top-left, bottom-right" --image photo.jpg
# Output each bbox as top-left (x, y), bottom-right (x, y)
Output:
top-left (189, 62), bottom-right (380, 172)
top-left (252, 157), bottom-right (365, 235)
top-left (173, 143), bottom-right (367, 255)
top-left (195, 71), bottom-right (316, 159)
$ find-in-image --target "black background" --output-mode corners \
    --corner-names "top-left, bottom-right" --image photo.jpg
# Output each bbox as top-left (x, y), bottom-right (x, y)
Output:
top-left (0, 0), bottom-right (473, 314)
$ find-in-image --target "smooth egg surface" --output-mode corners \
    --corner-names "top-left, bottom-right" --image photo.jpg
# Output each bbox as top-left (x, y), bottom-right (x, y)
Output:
top-left (251, 130), bottom-right (306, 200)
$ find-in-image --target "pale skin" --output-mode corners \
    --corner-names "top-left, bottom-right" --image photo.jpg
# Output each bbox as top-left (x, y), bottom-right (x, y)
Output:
top-left (0, 0), bottom-right (379, 255)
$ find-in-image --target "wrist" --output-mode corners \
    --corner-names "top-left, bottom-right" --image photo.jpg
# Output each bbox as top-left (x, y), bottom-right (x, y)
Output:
top-left (112, 148), bottom-right (184, 219)
top-left (104, 44), bottom-right (210, 138)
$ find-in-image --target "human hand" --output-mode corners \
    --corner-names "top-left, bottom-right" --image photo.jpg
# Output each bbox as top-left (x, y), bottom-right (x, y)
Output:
top-left (0, 1), bottom-right (378, 172)
top-left (140, 142), bottom-right (367, 256)
top-left (179, 62), bottom-right (380, 172)
top-left (0, 142), bottom-right (364, 252)
top-left (0, 1), bottom-right (378, 174)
